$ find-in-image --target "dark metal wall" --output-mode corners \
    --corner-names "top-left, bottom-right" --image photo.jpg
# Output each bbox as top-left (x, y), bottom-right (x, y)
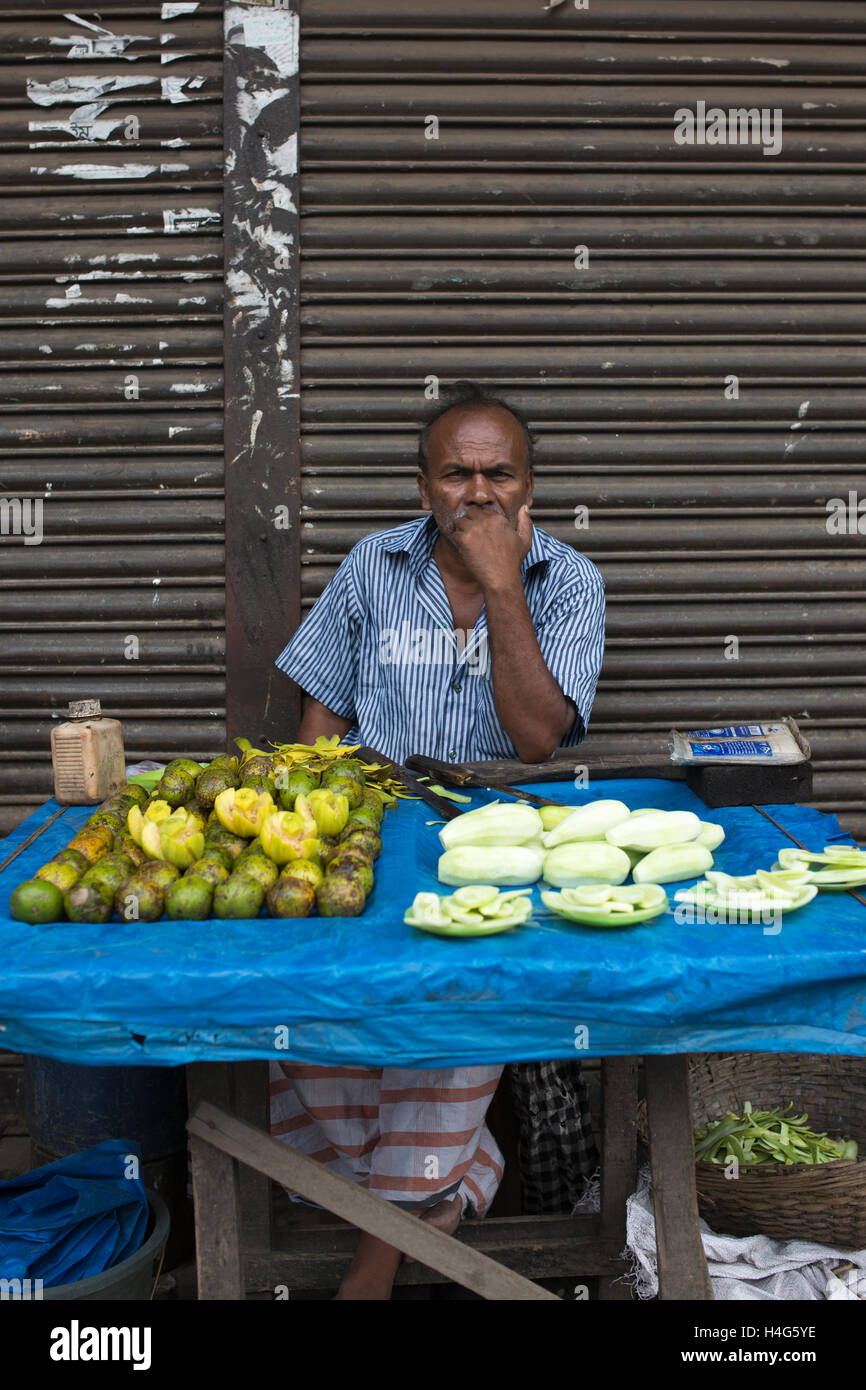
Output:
top-left (0, 0), bottom-right (225, 833)
top-left (298, 0), bottom-right (866, 837)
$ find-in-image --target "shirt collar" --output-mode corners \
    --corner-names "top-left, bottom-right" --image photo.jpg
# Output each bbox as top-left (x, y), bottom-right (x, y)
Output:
top-left (384, 513), bottom-right (552, 581)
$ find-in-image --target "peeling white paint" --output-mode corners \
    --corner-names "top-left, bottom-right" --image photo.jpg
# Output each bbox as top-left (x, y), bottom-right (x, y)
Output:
top-left (27, 75), bottom-right (152, 105)
top-left (66, 282), bottom-right (82, 298)
top-left (163, 207), bottom-right (220, 234)
top-left (178, 296), bottom-right (207, 305)
top-left (162, 2), bottom-right (199, 17)
top-left (35, 162), bottom-right (160, 179)
top-left (168, 426), bottom-right (192, 437)
top-left (170, 382), bottom-right (207, 393)
top-left (233, 6), bottom-right (299, 76)
top-left (29, 101), bottom-right (125, 140)
top-left (269, 130), bottom-right (297, 178)
top-left (249, 408), bottom-right (263, 450)
top-left (39, 345), bottom-right (53, 354)
top-left (126, 227), bottom-right (151, 234)
top-left (160, 137), bottom-right (189, 148)
top-left (750, 57), bottom-right (790, 68)
top-left (161, 75), bottom-right (206, 102)
top-left (114, 292), bottom-right (151, 303)
top-left (798, 400), bottom-right (810, 418)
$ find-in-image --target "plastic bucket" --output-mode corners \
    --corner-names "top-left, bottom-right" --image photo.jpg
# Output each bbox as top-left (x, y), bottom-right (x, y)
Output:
top-left (40, 1188), bottom-right (170, 1301)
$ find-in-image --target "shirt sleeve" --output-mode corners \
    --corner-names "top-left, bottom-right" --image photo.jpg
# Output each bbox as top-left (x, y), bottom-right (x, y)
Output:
top-left (274, 555), bottom-right (361, 720)
top-left (536, 576), bottom-right (606, 748)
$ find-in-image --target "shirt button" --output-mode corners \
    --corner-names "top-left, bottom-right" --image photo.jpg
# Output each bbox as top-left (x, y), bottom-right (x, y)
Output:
top-left (448, 750), bottom-right (457, 760)
top-left (452, 680), bottom-right (462, 693)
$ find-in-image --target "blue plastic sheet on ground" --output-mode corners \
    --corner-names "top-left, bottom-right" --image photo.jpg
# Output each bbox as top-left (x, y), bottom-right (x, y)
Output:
top-left (0, 1140), bottom-right (148, 1286)
top-left (0, 782), bottom-right (864, 1066)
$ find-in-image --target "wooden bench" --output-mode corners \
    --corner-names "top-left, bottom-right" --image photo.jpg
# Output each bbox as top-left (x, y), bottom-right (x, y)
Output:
top-left (186, 1053), bottom-right (712, 1301)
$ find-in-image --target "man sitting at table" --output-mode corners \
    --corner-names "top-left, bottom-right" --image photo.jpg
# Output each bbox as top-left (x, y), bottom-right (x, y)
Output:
top-left (272, 379), bottom-right (605, 1299)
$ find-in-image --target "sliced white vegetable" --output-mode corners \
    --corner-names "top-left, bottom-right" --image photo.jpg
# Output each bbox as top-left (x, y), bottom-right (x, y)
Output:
top-left (542, 799), bottom-right (630, 849)
top-left (605, 809), bottom-right (702, 852)
top-left (542, 841), bottom-right (631, 888)
top-left (632, 842), bottom-right (713, 885)
top-left (695, 821), bottom-right (726, 851)
top-left (438, 844), bottom-right (545, 886)
top-left (438, 801), bottom-right (543, 851)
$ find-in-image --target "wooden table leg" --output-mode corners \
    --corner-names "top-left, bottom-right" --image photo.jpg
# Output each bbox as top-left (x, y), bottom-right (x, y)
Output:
top-left (598, 1056), bottom-right (639, 1300)
top-left (187, 1062), bottom-right (244, 1300)
top-left (644, 1054), bottom-right (713, 1301)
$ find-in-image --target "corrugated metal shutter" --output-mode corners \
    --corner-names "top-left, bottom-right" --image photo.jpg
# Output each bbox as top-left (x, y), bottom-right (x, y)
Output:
top-left (0, 0), bottom-right (224, 834)
top-left (298, 0), bottom-right (866, 837)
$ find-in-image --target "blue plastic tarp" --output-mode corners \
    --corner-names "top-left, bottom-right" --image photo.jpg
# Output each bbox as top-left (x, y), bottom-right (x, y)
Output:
top-left (0, 1140), bottom-right (149, 1286)
top-left (0, 781), bottom-right (865, 1066)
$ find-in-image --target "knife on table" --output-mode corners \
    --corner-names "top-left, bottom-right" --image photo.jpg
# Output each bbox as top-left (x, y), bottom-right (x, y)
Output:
top-left (354, 747), bottom-right (465, 821)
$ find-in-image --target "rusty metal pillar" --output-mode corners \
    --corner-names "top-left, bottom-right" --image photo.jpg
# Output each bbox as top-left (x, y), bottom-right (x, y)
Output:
top-left (223, 1), bottom-right (300, 747)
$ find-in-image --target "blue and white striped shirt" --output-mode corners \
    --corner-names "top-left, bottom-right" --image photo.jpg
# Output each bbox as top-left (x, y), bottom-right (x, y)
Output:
top-left (275, 515), bottom-right (605, 766)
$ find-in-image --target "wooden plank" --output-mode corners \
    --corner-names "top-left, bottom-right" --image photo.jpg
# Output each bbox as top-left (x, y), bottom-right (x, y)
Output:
top-left (598, 1056), bottom-right (639, 1301)
top-left (223, 2), bottom-right (301, 746)
top-left (253, 1214), bottom-right (623, 1290)
top-left (404, 750), bottom-right (686, 788)
top-left (644, 1055), bottom-right (713, 1301)
top-left (188, 1100), bottom-right (559, 1300)
top-left (186, 1065), bottom-right (243, 1301)
top-left (232, 1061), bottom-right (273, 1254)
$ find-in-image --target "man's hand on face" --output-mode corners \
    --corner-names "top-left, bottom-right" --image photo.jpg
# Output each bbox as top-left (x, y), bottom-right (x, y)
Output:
top-left (445, 502), bottom-right (533, 592)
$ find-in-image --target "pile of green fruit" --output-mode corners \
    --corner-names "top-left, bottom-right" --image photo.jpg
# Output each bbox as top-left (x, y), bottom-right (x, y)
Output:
top-left (10, 743), bottom-right (391, 926)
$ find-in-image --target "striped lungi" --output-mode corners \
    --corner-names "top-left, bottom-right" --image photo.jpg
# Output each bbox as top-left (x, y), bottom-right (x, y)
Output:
top-left (269, 1061), bottom-right (504, 1216)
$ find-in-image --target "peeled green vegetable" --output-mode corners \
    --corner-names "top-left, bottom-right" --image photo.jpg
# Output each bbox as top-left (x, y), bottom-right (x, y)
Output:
top-left (695, 822), bottom-right (725, 852)
top-left (542, 842), bottom-right (631, 888)
top-left (542, 799), bottom-right (630, 849)
top-left (538, 805), bottom-right (576, 832)
top-left (605, 810), bottom-right (702, 852)
top-left (437, 844), bottom-right (544, 887)
top-left (438, 802), bottom-right (543, 851)
top-left (632, 842), bottom-right (714, 885)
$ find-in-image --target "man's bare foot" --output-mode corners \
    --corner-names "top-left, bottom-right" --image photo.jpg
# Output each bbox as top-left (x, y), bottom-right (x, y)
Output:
top-left (402, 1194), bottom-right (463, 1263)
top-left (334, 1231), bottom-right (403, 1300)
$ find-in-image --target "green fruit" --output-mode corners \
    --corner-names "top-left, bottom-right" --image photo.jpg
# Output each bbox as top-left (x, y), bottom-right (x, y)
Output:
top-left (316, 834), bottom-right (340, 867)
top-left (157, 768), bottom-right (195, 807)
top-left (213, 876), bottom-right (264, 920)
top-left (10, 879), bottom-right (64, 925)
top-left (86, 810), bottom-right (124, 836)
top-left (118, 835), bottom-right (148, 867)
top-left (135, 859), bottom-right (180, 892)
top-left (343, 806), bottom-right (380, 833)
top-left (361, 789), bottom-right (385, 824)
top-left (67, 831), bottom-right (110, 866)
top-left (329, 860), bottom-right (373, 898)
top-left (327, 758), bottom-right (365, 781)
top-left (239, 753), bottom-right (273, 779)
top-left (52, 847), bottom-right (90, 876)
top-left (195, 765), bottom-right (239, 810)
top-left (122, 783), bottom-right (149, 808)
top-left (322, 774), bottom-right (363, 811)
top-left (234, 855), bottom-right (279, 892)
top-left (207, 754), bottom-right (239, 774)
top-left (166, 876), bottom-right (213, 921)
top-left (235, 837), bottom-right (264, 866)
top-left (316, 876), bottom-right (365, 917)
top-left (35, 860), bottom-right (81, 893)
top-left (241, 773), bottom-right (277, 801)
top-left (279, 859), bottom-right (324, 892)
top-left (115, 875), bottom-right (165, 923)
top-left (198, 845), bottom-right (233, 872)
top-left (65, 880), bottom-right (113, 925)
top-left (330, 844), bottom-right (373, 872)
top-left (277, 766), bottom-right (320, 809)
top-left (266, 878), bottom-right (315, 918)
top-left (342, 830), bottom-right (382, 862)
top-left (166, 758), bottom-right (205, 779)
top-left (185, 856), bottom-right (229, 889)
top-left (203, 825), bottom-right (247, 859)
top-left (82, 853), bottom-right (135, 899)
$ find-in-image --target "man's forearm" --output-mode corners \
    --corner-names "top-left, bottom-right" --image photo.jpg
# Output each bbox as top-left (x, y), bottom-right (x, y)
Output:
top-left (483, 578), bottom-right (575, 762)
top-left (296, 697), bottom-right (353, 745)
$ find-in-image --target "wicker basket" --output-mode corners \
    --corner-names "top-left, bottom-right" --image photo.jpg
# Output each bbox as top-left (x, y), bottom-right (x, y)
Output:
top-left (648, 1054), bottom-right (866, 1250)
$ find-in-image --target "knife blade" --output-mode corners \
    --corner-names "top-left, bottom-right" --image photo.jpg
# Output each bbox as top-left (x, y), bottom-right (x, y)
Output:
top-left (354, 746), bottom-right (466, 820)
